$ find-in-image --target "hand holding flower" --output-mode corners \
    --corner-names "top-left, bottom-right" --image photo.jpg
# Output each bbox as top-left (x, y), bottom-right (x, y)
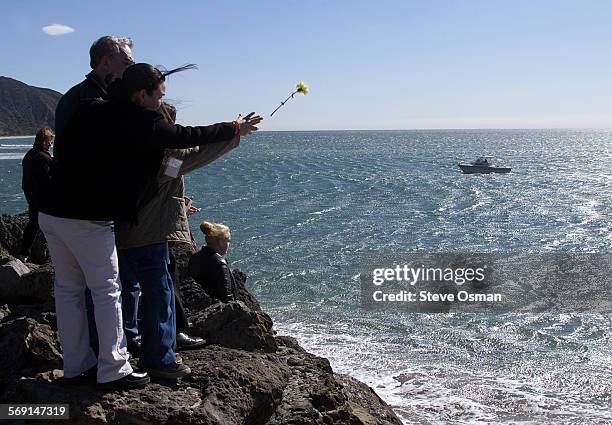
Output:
top-left (235, 112), bottom-right (263, 136)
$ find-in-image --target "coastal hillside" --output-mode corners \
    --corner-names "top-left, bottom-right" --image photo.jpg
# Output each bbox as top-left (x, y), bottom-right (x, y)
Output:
top-left (0, 77), bottom-right (61, 137)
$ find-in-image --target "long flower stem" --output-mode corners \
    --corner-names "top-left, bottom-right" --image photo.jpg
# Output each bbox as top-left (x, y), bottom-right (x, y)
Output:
top-left (270, 91), bottom-right (298, 117)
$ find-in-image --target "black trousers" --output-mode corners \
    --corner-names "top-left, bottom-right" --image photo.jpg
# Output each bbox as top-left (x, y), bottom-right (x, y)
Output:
top-left (21, 207), bottom-right (39, 257)
top-left (168, 250), bottom-right (189, 332)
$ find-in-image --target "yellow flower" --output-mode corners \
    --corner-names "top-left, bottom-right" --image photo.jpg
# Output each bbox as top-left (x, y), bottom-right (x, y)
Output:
top-left (296, 81), bottom-right (309, 95)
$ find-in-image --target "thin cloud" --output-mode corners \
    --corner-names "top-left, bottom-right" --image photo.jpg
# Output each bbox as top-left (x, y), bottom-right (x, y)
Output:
top-left (42, 24), bottom-right (75, 36)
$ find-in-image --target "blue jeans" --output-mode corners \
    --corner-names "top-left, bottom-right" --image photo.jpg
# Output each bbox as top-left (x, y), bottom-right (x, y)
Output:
top-left (118, 257), bottom-right (140, 344)
top-left (118, 242), bottom-right (177, 368)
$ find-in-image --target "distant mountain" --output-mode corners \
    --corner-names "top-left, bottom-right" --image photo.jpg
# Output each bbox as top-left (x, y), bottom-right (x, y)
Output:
top-left (0, 76), bottom-right (62, 137)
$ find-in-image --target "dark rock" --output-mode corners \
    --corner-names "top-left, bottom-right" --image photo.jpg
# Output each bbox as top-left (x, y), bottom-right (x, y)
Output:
top-left (0, 256), bottom-right (30, 302)
top-left (16, 347), bottom-right (292, 424)
top-left (13, 345), bottom-right (403, 425)
top-left (336, 374), bottom-right (404, 425)
top-left (0, 316), bottom-right (62, 403)
top-left (267, 348), bottom-right (403, 425)
top-left (0, 316), bottom-right (61, 373)
top-left (168, 240), bottom-right (195, 281)
top-left (20, 262), bottom-right (55, 303)
top-left (191, 301), bottom-right (278, 352)
top-left (0, 213), bottom-right (49, 264)
top-left (0, 257), bottom-right (54, 304)
top-left (176, 274), bottom-right (218, 315)
top-left (3, 304), bottom-right (56, 326)
top-left (232, 269), bottom-right (263, 312)
top-left (275, 335), bottom-right (306, 352)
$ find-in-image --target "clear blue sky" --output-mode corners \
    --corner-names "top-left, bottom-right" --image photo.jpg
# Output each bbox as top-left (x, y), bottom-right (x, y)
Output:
top-left (2, 0), bottom-right (611, 130)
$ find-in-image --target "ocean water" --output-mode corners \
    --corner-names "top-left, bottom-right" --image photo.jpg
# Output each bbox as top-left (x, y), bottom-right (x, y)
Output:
top-left (1, 130), bottom-right (610, 424)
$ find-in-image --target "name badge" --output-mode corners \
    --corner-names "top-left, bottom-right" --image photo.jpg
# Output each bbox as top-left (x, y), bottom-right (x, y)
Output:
top-left (164, 157), bottom-right (183, 178)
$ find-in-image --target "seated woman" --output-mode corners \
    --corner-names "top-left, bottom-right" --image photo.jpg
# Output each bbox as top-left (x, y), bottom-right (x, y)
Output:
top-left (188, 221), bottom-right (238, 302)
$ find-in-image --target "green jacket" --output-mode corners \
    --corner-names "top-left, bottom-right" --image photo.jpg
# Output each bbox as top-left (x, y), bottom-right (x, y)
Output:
top-left (115, 136), bottom-right (240, 249)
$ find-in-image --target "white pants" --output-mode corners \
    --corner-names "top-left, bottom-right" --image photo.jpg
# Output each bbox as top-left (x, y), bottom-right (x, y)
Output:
top-left (39, 212), bottom-right (132, 383)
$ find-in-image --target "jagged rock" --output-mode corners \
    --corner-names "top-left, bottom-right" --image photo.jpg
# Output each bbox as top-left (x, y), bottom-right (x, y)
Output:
top-left (191, 301), bottom-right (278, 353)
top-left (0, 316), bottom-right (62, 403)
top-left (0, 213), bottom-right (49, 264)
top-left (0, 257), bottom-right (54, 304)
top-left (3, 304), bottom-right (56, 327)
top-left (275, 335), bottom-right (306, 352)
top-left (0, 256), bottom-right (31, 302)
top-left (232, 269), bottom-right (263, 312)
top-left (176, 274), bottom-right (219, 316)
top-left (14, 345), bottom-right (402, 425)
top-left (16, 347), bottom-right (292, 424)
top-left (0, 316), bottom-right (62, 374)
top-left (335, 374), bottom-right (403, 425)
top-left (20, 262), bottom-right (55, 303)
top-left (267, 348), bottom-right (403, 425)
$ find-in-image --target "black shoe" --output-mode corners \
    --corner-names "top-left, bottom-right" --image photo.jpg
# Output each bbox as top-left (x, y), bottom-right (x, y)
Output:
top-left (127, 335), bottom-right (142, 356)
top-left (176, 332), bottom-right (206, 351)
top-left (61, 365), bottom-right (97, 385)
top-left (97, 372), bottom-right (150, 390)
top-left (146, 362), bottom-right (191, 379)
top-left (138, 355), bottom-right (182, 369)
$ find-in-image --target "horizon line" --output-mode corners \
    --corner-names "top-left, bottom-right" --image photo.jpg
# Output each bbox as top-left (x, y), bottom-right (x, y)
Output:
top-left (2, 127), bottom-right (611, 139)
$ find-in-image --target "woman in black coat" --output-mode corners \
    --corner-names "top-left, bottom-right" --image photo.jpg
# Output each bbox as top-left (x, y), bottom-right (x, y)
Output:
top-left (188, 221), bottom-right (238, 303)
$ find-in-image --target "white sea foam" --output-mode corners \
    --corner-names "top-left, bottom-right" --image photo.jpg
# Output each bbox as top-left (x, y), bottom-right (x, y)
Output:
top-left (0, 153), bottom-right (26, 160)
top-left (309, 206), bottom-right (340, 215)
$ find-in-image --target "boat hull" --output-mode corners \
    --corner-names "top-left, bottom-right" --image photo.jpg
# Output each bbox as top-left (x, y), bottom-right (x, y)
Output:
top-left (458, 164), bottom-right (511, 174)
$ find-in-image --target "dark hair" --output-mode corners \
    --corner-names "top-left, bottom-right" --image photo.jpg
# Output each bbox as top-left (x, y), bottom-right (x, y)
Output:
top-left (120, 63), bottom-right (197, 99)
top-left (89, 36), bottom-right (133, 69)
top-left (34, 127), bottom-right (54, 149)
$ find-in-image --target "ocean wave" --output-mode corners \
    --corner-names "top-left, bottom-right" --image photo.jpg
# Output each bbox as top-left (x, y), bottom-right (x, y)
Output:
top-left (0, 153), bottom-right (26, 160)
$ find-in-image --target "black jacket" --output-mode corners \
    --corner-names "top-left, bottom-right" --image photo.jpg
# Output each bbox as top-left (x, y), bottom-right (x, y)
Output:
top-left (21, 147), bottom-right (53, 210)
top-left (55, 72), bottom-right (108, 138)
top-left (41, 99), bottom-right (235, 222)
top-left (187, 246), bottom-right (239, 302)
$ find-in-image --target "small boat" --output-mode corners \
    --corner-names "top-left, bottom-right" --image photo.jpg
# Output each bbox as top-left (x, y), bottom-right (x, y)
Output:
top-left (458, 156), bottom-right (511, 174)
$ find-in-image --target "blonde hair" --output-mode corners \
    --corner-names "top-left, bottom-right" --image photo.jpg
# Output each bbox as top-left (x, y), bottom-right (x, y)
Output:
top-left (34, 127), bottom-right (54, 149)
top-left (199, 221), bottom-right (230, 241)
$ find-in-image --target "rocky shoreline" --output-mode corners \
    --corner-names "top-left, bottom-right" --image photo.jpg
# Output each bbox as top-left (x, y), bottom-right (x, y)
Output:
top-left (0, 213), bottom-right (402, 424)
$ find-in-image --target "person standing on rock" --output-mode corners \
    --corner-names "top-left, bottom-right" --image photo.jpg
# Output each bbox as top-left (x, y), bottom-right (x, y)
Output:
top-left (54, 35), bottom-right (136, 359)
top-left (116, 101), bottom-right (240, 356)
top-left (188, 221), bottom-right (239, 302)
top-left (39, 62), bottom-right (262, 386)
top-left (20, 127), bottom-right (54, 260)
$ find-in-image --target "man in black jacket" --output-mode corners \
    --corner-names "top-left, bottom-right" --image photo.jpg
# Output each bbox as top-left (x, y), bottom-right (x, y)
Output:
top-left (55, 35), bottom-right (134, 137)
top-left (43, 35), bottom-right (143, 389)
top-left (53, 33), bottom-right (134, 357)
top-left (20, 127), bottom-right (54, 258)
